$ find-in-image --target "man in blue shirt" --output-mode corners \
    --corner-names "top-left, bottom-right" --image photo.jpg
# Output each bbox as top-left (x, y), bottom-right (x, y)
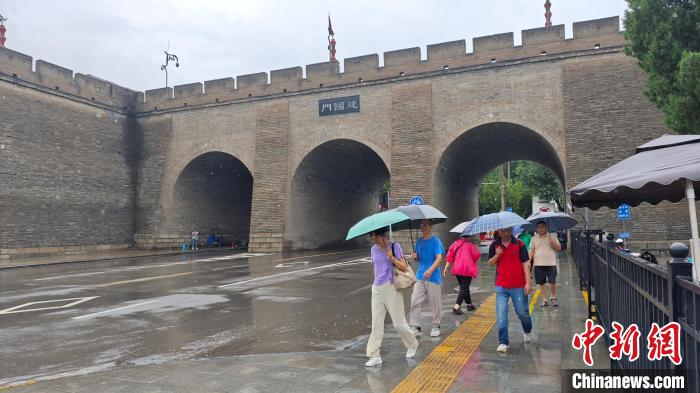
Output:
top-left (409, 219), bottom-right (445, 337)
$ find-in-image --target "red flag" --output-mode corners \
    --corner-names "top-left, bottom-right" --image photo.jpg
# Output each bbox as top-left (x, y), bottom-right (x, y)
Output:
top-left (328, 14), bottom-right (334, 36)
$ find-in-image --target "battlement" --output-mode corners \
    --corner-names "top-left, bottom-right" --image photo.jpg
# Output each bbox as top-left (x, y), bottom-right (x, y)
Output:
top-left (0, 47), bottom-right (142, 110)
top-left (0, 16), bottom-right (624, 113)
top-left (137, 16), bottom-right (624, 112)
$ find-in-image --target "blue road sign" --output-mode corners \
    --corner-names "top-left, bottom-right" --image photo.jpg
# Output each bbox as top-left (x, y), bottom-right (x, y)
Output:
top-left (409, 196), bottom-right (424, 205)
top-left (618, 232), bottom-right (631, 239)
top-left (506, 207), bottom-right (513, 212)
top-left (617, 204), bottom-right (631, 220)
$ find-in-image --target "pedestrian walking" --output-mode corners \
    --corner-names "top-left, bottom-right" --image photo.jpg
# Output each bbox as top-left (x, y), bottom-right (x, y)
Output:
top-left (444, 234), bottom-right (481, 314)
top-left (518, 230), bottom-right (533, 251)
top-left (410, 219), bottom-right (445, 337)
top-left (191, 229), bottom-right (199, 251)
top-left (365, 227), bottom-right (419, 367)
top-left (529, 221), bottom-right (561, 308)
top-left (487, 226), bottom-right (533, 353)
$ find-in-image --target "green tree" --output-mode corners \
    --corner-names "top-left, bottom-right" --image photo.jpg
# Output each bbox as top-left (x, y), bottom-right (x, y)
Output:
top-left (478, 161), bottom-right (564, 216)
top-left (515, 161), bottom-right (564, 210)
top-left (625, 0), bottom-right (700, 134)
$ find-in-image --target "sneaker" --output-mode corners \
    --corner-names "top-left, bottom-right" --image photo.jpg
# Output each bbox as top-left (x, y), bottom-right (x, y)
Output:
top-left (430, 324), bottom-right (441, 337)
top-left (406, 344), bottom-right (418, 359)
top-left (551, 298), bottom-right (558, 307)
top-left (365, 356), bottom-right (382, 367)
top-left (452, 306), bottom-right (464, 315)
top-left (497, 344), bottom-right (509, 353)
top-left (466, 304), bottom-right (477, 311)
top-left (411, 326), bottom-right (422, 337)
top-left (524, 332), bottom-right (532, 343)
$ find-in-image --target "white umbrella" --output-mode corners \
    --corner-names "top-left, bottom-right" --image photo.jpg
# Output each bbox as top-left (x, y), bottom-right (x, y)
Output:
top-left (450, 220), bottom-right (473, 233)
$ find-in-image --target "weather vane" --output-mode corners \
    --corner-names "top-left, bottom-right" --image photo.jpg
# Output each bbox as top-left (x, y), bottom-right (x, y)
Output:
top-left (160, 42), bottom-right (179, 88)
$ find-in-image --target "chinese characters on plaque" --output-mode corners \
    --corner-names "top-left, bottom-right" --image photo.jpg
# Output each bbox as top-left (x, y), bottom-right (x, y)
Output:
top-left (318, 95), bottom-right (360, 116)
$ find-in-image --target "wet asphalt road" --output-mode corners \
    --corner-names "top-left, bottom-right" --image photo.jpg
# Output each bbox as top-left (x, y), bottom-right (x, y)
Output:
top-left (0, 249), bottom-right (378, 386)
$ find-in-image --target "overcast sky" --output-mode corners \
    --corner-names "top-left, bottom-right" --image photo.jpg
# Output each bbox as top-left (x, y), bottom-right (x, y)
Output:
top-left (1, 1), bottom-right (628, 92)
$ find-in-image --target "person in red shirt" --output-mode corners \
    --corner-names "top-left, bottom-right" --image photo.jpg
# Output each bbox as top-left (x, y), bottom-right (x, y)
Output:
top-left (487, 226), bottom-right (533, 353)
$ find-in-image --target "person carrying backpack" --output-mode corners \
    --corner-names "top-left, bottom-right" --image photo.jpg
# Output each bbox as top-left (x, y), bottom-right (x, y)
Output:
top-left (487, 226), bottom-right (533, 353)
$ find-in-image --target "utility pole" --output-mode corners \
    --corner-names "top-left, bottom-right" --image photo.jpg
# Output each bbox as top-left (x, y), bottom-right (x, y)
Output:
top-left (499, 164), bottom-right (506, 211)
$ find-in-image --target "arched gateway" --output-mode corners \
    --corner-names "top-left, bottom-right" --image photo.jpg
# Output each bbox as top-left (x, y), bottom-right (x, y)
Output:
top-left (1, 16), bottom-right (693, 256)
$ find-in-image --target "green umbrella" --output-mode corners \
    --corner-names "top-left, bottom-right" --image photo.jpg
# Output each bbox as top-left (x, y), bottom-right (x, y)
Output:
top-left (345, 211), bottom-right (411, 240)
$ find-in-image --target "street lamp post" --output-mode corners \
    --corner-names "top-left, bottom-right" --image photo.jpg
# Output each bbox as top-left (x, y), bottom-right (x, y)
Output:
top-left (161, 50), bottom-right (179, 88)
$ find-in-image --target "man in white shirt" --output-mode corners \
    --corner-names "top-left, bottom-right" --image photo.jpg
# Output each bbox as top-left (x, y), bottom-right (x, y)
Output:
top-left (191, 230), bottom-right (199, 251)
top-left (529, 221), bottom-right (561, 307)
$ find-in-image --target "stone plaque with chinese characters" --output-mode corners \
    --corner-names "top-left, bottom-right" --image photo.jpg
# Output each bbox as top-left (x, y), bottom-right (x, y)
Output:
top-left (318, 95), bottom-right (360, 116)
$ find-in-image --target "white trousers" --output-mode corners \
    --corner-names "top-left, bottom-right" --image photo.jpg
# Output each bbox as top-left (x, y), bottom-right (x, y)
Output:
top-left (366, 282), bottom-right (419, 358)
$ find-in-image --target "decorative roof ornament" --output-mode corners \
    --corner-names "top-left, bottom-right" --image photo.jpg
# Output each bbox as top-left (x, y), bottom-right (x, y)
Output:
top-left (328, 13), bottom-right (337, 62)
top-left (0, 14), bottom-right (7, 48)
top-left (544, 0), bottom-right (552, 28)
top-left (160, 42), bottom-right (179, 88)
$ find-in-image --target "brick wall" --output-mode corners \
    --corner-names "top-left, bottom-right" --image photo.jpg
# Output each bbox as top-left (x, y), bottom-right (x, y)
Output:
top-left (0, 80), bottom-right (136, 253)
top-left (249, 102), bottom-right (290, 252)
top-left (2, 14), bottom-right (694, 257)
top-left (388, 82), bottom-right (434, 247)
top-left (563, 53), bottom-right (694, 241)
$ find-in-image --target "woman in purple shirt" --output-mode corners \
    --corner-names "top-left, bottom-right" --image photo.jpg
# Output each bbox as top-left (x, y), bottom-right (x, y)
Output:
top-left (365, 227), bottom-right (419, 367)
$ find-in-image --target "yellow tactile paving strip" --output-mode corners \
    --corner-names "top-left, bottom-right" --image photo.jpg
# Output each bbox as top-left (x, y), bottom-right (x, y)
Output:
top-left (391, 293), bottom-right (497, 393)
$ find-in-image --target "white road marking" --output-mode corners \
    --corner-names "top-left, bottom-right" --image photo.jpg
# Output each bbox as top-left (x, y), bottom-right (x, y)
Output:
top-left (34, 253), bottom-right (271, 281)
top-left (72, 300), bottom-right (158, 320)
top-left (34, 263), bottom-right (189, 281)
top-left (211, 264), bottom-right (249, 272)
top-left (275, 261), bottom-right (310, 268)
top-left (218, 257), bottom-right (371, 288)
top-left (94, 272), bottom-right (192, 287)
top-left (0, 297), bottom-right (99, 315)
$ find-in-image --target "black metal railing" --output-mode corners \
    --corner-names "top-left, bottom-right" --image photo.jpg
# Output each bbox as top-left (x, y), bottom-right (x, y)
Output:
top-left (571, 231), bottom-right (700, 391)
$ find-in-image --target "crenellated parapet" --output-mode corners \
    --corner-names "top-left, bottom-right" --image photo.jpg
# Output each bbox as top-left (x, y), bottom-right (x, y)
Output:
top-left (0, 47), bottom-right (142, 111)
top-left (137, 16), bottom-right (625, 113)
top-left (0, 16), bottom-right (625, 114)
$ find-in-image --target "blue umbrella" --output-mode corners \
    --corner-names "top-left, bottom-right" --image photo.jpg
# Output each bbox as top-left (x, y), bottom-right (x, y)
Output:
top-left (525, 211), bottom-right (578, 232)
top-left (512, 224), bottom-right (525, 237)
top-left (460, 211), bottom-right (529, 236)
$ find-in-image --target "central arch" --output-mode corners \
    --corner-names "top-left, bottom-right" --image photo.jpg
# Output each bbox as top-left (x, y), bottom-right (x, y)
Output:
top-left (433, 122), bottom-right (565, 238)
top-left (287, 139), bottom-right (390, 250)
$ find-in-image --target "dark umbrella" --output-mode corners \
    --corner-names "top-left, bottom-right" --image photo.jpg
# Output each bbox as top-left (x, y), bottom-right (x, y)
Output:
top-left (390, 204), bottom-right (448, 249)
top-left (525, 211), bottom-right (578, 232)
top-left (569, 134), bottom-right (700, 275)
